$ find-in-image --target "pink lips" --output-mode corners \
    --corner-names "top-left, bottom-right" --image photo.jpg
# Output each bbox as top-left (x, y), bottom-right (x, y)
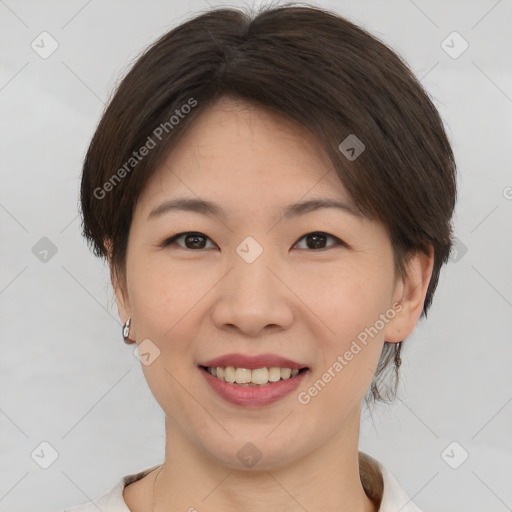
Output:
top-left (199, 366), bottom-right (308, 407)
top-left (200, 353), bottom-right (307, 370)
top-left (198, 353), bottom-right (310, 407)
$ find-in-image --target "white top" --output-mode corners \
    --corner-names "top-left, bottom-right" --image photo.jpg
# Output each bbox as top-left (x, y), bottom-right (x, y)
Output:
top-left (61, 451), bottom-right (421, 512)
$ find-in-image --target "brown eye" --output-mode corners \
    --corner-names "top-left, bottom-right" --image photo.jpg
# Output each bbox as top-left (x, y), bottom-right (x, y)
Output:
top-left (163, 232), bottom-right (216, 250)
top-left (162, 231), bottom-right (344, 251)
top-left (294, 232), bottom-right (344, 250)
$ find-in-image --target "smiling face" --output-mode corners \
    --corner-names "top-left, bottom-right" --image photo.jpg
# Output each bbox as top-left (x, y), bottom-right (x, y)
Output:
top-left (112, 96), bottom-right (429, 471)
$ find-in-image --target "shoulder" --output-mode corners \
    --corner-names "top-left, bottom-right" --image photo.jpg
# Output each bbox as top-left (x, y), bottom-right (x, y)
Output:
top-left (359, 451), bottom-right (423, 512)
top-left (59, 464), bottom-right (161, 512)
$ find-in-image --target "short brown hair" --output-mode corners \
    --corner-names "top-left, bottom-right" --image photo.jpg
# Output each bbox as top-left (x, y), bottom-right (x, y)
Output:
top-left (80, 3), bottom-right (457, 405)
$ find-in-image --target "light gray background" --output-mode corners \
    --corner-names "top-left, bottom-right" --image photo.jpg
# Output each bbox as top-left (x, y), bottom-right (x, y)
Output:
top-left (1, 0), bottom-right (511, 511)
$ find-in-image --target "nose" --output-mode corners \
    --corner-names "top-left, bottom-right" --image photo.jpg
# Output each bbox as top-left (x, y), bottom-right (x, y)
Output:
top-left (211, 248), bottom-right (294, 337)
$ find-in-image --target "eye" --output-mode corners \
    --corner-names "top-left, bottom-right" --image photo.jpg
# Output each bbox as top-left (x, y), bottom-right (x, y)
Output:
top-left (162, 232), bottom-right (216, 250)
top-left (293, 231), bottom-right (344, 250)
top-left (161, 231), bottom-right (345, 251)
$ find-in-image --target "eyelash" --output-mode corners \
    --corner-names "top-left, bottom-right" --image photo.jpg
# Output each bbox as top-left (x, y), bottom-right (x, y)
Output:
top-left (160, 231), bottom-right (346, 251)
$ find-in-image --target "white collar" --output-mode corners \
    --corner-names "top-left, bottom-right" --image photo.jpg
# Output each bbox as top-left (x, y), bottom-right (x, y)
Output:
top-left (63, 451), bottom-right (422, 511)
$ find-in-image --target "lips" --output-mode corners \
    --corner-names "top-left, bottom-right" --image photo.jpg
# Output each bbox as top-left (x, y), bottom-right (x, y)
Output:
top-left (199, 363), bottom-right (309, 407)
top-left (199, 353), bottom-right (308, 370)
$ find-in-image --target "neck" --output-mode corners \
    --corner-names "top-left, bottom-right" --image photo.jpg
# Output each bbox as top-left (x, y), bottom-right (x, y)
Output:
top-left (151, 413), bottom-right (378, 512)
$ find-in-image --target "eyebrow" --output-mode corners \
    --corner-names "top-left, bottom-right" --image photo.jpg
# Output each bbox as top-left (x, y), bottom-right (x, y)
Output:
top-left (148, 196), bottom-right (361, 221)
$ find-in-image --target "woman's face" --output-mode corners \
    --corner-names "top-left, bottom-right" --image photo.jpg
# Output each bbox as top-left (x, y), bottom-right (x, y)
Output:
top-left (115, 97), bottom-right (422, 470)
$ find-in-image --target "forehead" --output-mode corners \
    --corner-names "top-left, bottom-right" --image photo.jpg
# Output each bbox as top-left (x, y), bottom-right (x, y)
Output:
top-left (137, 97), bottom-right (355, 215)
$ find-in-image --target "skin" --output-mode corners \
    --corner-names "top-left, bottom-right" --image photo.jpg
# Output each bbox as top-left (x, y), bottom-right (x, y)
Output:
top-left (111, 96), bottom-right (433, 512)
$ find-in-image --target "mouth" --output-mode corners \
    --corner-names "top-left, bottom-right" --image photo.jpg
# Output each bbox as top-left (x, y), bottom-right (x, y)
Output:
top-left (198, 365), bottom-right (310, 386)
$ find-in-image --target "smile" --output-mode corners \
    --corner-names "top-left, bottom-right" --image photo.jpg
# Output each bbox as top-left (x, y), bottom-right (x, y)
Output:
top-left (199, 365), bottom-right (310, 407)
top-left (200, 365), bottom-right (308, 386)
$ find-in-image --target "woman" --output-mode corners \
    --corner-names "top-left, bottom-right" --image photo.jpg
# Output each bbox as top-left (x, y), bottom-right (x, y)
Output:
top-left (66, 3), bottom-right (456, 511)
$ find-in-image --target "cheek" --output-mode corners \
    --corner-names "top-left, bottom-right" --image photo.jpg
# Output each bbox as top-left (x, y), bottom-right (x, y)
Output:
top-left (310, 260), bottom-right (395, 379)
top-left (129, 257), bottom-right (202, 324)
top-left (128, 261), bottom-right (207, 415)
top-left (316, 258), bottom-right (394, 329)
top-left (129, 248), bottom-right (394, 347)
top-left (301, 281), bottom-right (392, 416)
top-left (126, 258), bottom-right (203, 386)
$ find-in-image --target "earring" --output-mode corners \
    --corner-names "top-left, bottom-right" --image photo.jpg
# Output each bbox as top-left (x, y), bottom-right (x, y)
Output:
top-left (394, 341), bottom-right (402, 367)
top-left (123, 317), bottom-right (135, 344)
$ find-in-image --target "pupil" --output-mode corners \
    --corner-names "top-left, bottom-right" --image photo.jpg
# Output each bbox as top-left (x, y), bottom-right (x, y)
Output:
top-left (308, 233), bottom-right (325, 249)
top-left (187, 234), bottom-right (205, 249)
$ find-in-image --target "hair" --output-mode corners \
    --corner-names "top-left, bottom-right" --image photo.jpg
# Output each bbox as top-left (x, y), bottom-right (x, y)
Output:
top-left (80, 2), bottom-right (457, 406)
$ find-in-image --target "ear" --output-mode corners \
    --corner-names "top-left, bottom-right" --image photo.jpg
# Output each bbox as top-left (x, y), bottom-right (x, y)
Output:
top-left (384, 246), bottom-right (434, 343)
top-left (104, 238), bottom-right (131, 323)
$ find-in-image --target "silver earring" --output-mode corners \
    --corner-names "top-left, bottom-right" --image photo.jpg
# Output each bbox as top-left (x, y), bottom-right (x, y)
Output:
top-left (395, 341), bottom-right (402, 367)
top-left (123, 317), bottom-right (134, 344)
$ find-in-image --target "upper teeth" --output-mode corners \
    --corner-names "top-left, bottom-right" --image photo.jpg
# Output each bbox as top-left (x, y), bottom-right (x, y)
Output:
top-left (207, 366), bottom-right (300, 385)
